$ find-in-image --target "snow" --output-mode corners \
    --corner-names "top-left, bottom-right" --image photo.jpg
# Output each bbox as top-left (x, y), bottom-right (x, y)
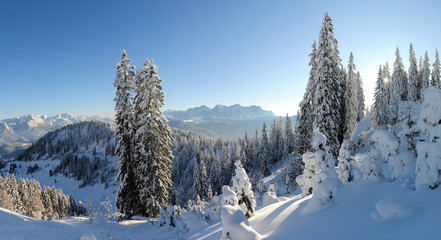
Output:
top-left (371, 196), bottom-right (419, 221)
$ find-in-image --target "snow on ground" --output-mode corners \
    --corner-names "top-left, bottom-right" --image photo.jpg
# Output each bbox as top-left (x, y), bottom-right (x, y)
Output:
top-left (2, 179), bottom-right (441, 239)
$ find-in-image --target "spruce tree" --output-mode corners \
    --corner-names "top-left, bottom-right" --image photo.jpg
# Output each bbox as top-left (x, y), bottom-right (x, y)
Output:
top-left (343, 52), bottom-right (358, 140)
top-left (134, 58), bottom-right (173, 218)
top-left (356, 71), bottom-right (365, 122)
top-left (284, 114), bottom-right (295, 157)
top-left (260, 122), bottom-right (270, 176)
top-left (374, 66), bottom-right (388, 126)
top-left (421, 51), bottom-right (431, 90)
top-left (294, 41), bottom-right (317, 158)
top-left (114, 50), bottom-right (138, 219)
top-left (391, 47), bottom-right (408, 103)
top-left (433, 49), bottom-right (440, 88)
top-left (383, 62), bottom-right (392, 105)
top-left (408, 43), bottom-right (420, 101)
top-left (312, 13), bottom-right (344, 157)
top-left (231, 160), bottom-right (256, 218)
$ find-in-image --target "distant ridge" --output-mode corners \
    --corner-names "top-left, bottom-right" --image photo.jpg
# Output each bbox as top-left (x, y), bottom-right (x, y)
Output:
top-left (164, 104), bottom-right (276, 121)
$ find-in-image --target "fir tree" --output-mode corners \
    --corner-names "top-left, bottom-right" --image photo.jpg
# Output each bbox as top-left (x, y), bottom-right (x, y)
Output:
top-left (383, 62), bottom-right (392, 105)
top-left (312, 13), bottom-right (344, 157)
top-left (433, 49), bottom-right (440, 88)
top-left (134, 58), bottom-right (173, 218)
top-left (421, 51), bottom-right (431, 90)
top-left (260, 122), bottom-right (270, 176)
top-left (114, 50), bottom-right (138, 219)
top-left (408, 43), bottom-right (420, 101)
top-left (373, 66), bottom-right (388, 126)
top-left (231, 160), bottom-right (256, 218)
top-left (284, 115), bottom-right (295, 156)
top-left (356, 71), bottom-right (365, 122)
top-left (343, 52), bottom-right (358, 140)
top-left (391, 47), bottom-right (408, 103)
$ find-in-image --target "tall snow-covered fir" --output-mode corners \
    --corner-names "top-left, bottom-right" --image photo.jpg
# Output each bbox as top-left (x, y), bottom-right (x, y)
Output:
top-left (421, 51), bottom-right (431, 90)
top-left (343, 52), bottom-right (358, 140)
top-left (312, 13), bottom-right (344, 157)
top-left (114, 50), bottom-right (139, 218)
top-left (408, 43), bottom-right (420, 101)
top-left (133, 58), bottom-right (173, 218)
top-left (433, 49), bottom-right (440, 88)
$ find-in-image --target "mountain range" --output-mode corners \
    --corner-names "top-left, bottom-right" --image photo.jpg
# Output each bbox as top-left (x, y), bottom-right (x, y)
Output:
top-left (165, 104), bottom-right (285, 138)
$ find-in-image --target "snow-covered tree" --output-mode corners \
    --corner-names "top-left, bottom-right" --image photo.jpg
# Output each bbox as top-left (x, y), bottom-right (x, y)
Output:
top-left (383, 62), bottom-right (392, 105)
top-left (391, 47), bottom-right (408, 104)
top-left (356, 71), bottom-right (365, 122)
top-left (343, 52), bottom-right (359, 140)
top-left (133, 58), bottom-right (173, 218)
top-left (260, 122), bottom-right (270, 176)
top-left (432, 49), bottom-right (440, 88)
top-left (312, 13), bottom-right (344, 157)
top-left (293, 41), bottom-right (317, 158)
top-left (373, 66), bottom-right (389, 126)
top-left (192, 160), bottom-right (201, 201)
top-left (421, 51), bottom-right (431, 90)
top-left (296, 132), bottom-right (336, 196)
top-left (337, 140), bottom-right (352, 183)
top-left (231, 160), bottom-right (256, 218)
top-left (408, 43), bottom-right (420, 101)
top-left (284, 115), bottom-right (295, 156)
top-left (114, 50), bottom-right (138, 219)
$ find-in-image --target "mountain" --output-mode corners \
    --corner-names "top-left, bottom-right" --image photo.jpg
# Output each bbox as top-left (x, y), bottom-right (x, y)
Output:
top-left (165, 104), bottom-right (276, 121)
top-left (0, 114), bottom-right (112, 155)
top-left (165, 104), bottom-right (285, 138)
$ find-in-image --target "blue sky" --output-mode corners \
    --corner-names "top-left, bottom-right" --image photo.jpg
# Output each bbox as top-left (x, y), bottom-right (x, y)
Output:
top-left (0, 0), bottom-right (440, 119)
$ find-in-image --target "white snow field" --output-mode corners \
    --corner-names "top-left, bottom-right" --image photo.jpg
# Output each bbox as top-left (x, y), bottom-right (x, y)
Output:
top-left (2, 179), bottom-right (441, 240)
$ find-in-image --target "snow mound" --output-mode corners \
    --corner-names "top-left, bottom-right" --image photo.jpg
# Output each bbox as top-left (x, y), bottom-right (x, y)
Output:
top-left (80, 233), bottom-right (97, 240)
top-left (221, 205), bottom-right (261, 240)
top-left (302, 177), bottom-right (338, 214)
top-left (262, 184), bottom-right (280, 207)
top-left (180, 211), bottom-right (209, 233)
top-left (371, 196), bottom-right (419, 221)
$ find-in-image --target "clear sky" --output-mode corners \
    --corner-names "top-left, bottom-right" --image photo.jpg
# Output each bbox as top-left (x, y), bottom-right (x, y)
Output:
top-left (1, 0), bottom-right (440, 119)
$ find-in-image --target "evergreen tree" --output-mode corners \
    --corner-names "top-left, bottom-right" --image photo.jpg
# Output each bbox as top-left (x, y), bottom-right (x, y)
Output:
top-left (408, 43), bottom-right (420, 101)
top-left (421, 51), bottom-right (431, 90)
top-left (294, 41), bottom-right (317, 158)
top-left (433, 49), bottom-right (440, 88)
top-left (284, 115), bottom-right (295, 156)
top-left (373, 66), bottom-right (388, 126)
top-left (192, 160), bottom-right (201, 201)
top-left (260, 122), bottom-right (270, 176)
top-left (231, 160), bottom-right (256, 218)
top-left (134, 58), bottom-right (173, 218)
top-left (343, 52), bottom-right (358, 140)
top-left (356, 71), bottom-right (365, 122)
top-left (199, 157), bottom-right (208, 200)
top-left (114, 50), bottom-right (138, 219)
top-left (337, 140), bottom-right (352, 183)
top-left (312, 13), bottom-right (344, 157)
top-left (391, 47), bottom-right (408, 103)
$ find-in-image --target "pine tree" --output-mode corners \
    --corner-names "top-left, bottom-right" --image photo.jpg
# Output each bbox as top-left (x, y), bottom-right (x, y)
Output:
top-left (199, 157), bottom-right (208, 200)
top-left (260, 122), bottom-right (270, 176)
top-left (391, 47), bottom-right (408, 103)
top-left (337, 140), bottom-right (352, 183)
top-left (284, 115), bottom-right (295, 156)
top-left (343, 52), bottom-right (358, 140)
top-left (114, 50), bottom-right (138, 219)
top-left (433, 49), bottom-right (441, 88)
top-left (294, 41), bottom-right (317, 158)
top-left (374, 66), bottom-right (388, 126)
top-left (421, 51), bottom-right (431, 90)
top-left (192, 160), bottom-right (201, 201)
top-left (408, 43), bottom-right (420, 101)
top-left (277, 117), bottom-right (285, 160)
top-left (356, 72), bottom-right (365, 122)
top-left (134, 58), bottom-right (173, 218)
top-left (312, 13), bottom-right (344, 157)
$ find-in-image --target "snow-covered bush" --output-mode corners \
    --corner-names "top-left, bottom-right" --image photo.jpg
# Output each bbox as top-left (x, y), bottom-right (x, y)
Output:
top-left (357, 150), bottom-right (382, 181)
top-left (303, 177), bottom-right (338, 214)
top-left (262, 184), bottom-right (280, 207)
top-left (231, 160), bottom-right (256, 218)
top-left (371, 130), bottom-right (399, 160)
top-left (337, 140), bottom-right (352, 183)
top-left (296, 132), bottom-right (336, 196)
top-left (415, 87), bottom-right (441, 190)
